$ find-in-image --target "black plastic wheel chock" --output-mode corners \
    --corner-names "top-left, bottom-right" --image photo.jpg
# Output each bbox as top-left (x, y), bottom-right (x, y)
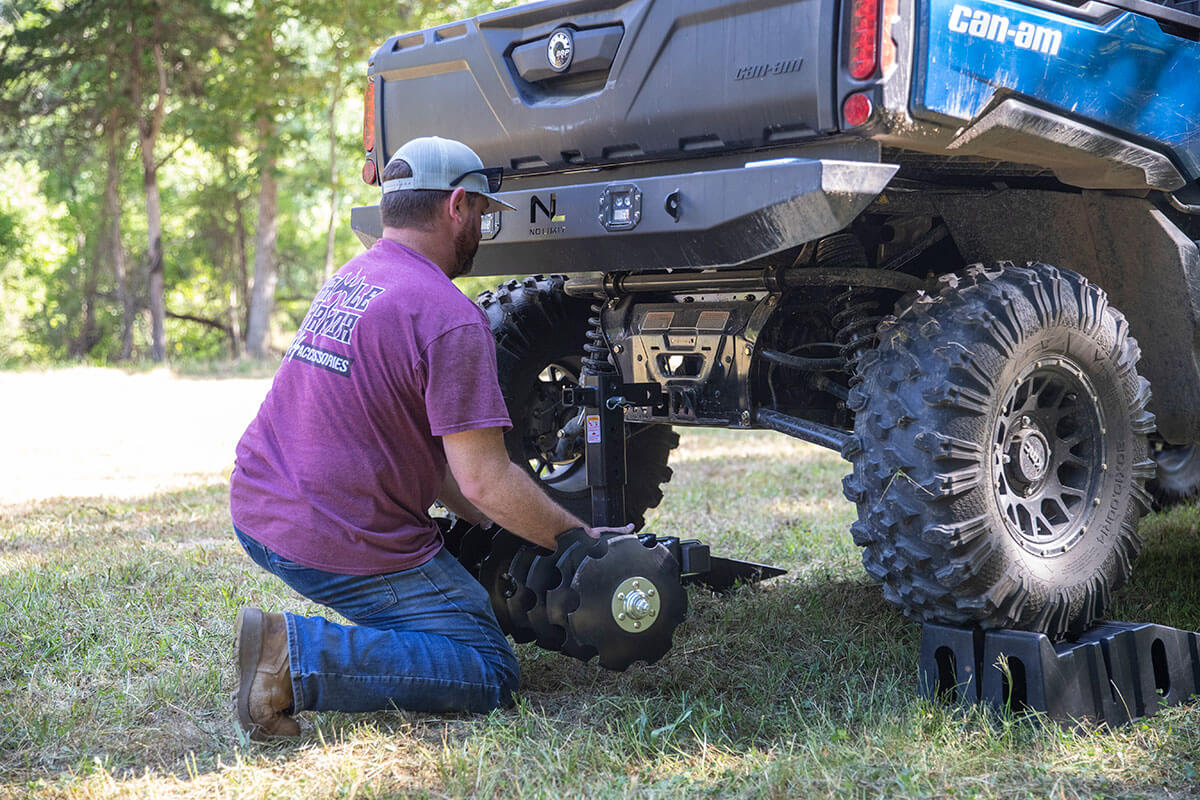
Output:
top-left (919, 621), bottom-right (1200, 727)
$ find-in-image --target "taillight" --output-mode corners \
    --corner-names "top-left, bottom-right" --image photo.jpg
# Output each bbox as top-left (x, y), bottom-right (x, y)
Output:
top-left (848, 0), bottom-right (880, 80)
top-left (843, 92), bottom-right (874, 127)
top-left (363, 79), bottom-right (376, 153)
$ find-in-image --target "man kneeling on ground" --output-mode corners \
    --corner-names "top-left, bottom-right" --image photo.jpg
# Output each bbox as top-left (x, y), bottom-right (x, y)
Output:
top-left (229, 136), bottom-right (629, 740)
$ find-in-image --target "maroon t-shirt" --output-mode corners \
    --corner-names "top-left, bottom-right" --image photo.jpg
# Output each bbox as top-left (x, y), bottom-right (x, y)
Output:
top-left (230, 239), bottom-right (511, 575)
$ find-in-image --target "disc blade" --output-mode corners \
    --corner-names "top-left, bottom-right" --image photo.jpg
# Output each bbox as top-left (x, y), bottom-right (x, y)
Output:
top-left (504, 545), bottom-right (542, 644)
top-left (440, 517), bottom-right (474, 558)
top-left (546, 536), bottom-right (604, 661)
top-left (478, 530), bottom-right (527, 636)
top-left (525, 548), bottom-right (569, 651)
top-left (568, 534), bottom-right (686, 671)
top-left (457, 523), bottom-right (496, 578)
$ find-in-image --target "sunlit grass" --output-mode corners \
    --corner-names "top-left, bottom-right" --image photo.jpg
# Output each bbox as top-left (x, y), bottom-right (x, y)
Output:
top-left (1, 429), bottom-right (1198, 798)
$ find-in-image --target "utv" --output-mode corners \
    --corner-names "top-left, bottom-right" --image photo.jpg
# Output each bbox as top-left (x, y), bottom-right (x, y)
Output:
top-left (352, 0), bottom-right (1200, 667)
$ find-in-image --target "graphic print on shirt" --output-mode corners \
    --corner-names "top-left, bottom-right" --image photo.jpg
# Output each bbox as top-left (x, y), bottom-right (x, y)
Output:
top-left (285, 269), bottom-right (386, 377)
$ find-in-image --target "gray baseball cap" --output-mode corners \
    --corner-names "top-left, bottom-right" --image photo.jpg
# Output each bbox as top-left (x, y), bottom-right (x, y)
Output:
top-left (381, 136), bottom-right (516, 215)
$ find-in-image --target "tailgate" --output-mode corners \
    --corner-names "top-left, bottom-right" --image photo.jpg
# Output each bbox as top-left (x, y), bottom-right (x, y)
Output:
top-left (370, 0), bottom-right (839, 173)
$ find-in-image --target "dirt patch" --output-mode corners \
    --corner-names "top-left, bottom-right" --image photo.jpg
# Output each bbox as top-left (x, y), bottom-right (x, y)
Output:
top-left (0, 368), bottom-right (273, 507)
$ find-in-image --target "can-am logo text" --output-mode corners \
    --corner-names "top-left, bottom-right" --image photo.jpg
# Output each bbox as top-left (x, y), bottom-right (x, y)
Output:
top-left (948, 5), bottom-right (1063, 56)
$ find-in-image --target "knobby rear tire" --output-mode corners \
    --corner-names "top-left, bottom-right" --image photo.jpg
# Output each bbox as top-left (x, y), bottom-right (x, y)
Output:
top-left (842, 263), bottom-right (1156, 638)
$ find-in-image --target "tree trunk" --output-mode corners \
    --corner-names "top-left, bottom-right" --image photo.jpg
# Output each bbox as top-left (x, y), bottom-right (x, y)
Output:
top-left (131, 3), bottom-right (169, 362)
top-left (323, 68), bottom-right (343, 282)
top-left (142, 150), bottom-right (166, 362)
top-left (219, 149), bottom-right (251, 346)
top-left (101, 17), bottom-right (134, 360)
top-left (233, 191), bottom-right (249, 337)
top-left (107, 124), bottom-right (135, 360)
top-left (73, 236), bottom-right (102, 357)
top-left (225, 196), bottom-right (242, 359)
top-left (245, 14), bottom-right (279, 360)
top-left (245, 113), bottom-right (278, 360)
top-left (322, 98), bottom-right (339, 282)
top-left (71, 231), bottom-right (101, 358)
top-left (227, 281), bottom-right (242, 359)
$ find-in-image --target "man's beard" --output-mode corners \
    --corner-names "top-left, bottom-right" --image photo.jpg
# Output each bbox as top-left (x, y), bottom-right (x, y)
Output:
top-left (450, 224), bottom-right (480, 279)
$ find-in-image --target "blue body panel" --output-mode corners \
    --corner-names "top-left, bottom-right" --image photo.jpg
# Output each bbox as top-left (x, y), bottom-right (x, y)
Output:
top-left (914, 0), bottom-right (1200, 181)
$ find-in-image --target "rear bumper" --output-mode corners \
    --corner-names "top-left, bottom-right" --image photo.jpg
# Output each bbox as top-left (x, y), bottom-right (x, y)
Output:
top-left (351, 157), bottom-right (898, 276)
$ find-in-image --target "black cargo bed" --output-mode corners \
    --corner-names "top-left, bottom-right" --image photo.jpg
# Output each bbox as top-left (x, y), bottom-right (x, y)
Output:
top-left (369, 0), bottom-right (839, 177)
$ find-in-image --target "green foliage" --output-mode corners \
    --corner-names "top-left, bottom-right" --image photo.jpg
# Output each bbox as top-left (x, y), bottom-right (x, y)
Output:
top-left (0, 159), bottom-right (72, 365)
top-left (0, 0), bottom-right (524, 364)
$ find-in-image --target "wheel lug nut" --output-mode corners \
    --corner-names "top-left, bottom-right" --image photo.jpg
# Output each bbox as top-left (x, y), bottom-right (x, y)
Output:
top-left (618, 613), bottom-right (627, 620)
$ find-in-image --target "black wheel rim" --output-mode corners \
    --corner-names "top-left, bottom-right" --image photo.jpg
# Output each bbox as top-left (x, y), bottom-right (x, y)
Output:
top-left (992, 356), bottom-right (1106, 557)
top-left (523, 360), bottom-right (587, 494)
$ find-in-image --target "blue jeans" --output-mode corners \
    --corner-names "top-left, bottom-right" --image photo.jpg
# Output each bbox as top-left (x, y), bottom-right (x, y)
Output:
top-left (235, 527), bottom-right (520, 715)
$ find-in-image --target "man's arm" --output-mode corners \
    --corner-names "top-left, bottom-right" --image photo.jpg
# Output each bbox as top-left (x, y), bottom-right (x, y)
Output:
top-left (436, 469), bottom-right (488, 526)
top-left (443, 426), bottom-right (628, 549)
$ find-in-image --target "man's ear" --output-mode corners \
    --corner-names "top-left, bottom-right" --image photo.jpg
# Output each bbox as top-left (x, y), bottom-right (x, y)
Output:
top-left (447, 187), bottom-right (471, 224)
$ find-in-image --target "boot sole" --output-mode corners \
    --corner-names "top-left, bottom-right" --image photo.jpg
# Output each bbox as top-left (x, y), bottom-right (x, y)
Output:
top-left (235, 606), bottom-right (266, 741)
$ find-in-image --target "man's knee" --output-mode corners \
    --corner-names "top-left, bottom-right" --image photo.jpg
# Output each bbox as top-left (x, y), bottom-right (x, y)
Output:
top-left (487, 652), bottom-right (521, 711)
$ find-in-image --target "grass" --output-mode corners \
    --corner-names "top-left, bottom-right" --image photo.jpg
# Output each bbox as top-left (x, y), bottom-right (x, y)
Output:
top-left (2, 429), bottom-right (1199, 798)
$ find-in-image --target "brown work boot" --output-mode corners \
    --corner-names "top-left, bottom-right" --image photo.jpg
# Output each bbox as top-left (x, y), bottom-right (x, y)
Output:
top-left (235, 606), bottom-right (300, 741)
